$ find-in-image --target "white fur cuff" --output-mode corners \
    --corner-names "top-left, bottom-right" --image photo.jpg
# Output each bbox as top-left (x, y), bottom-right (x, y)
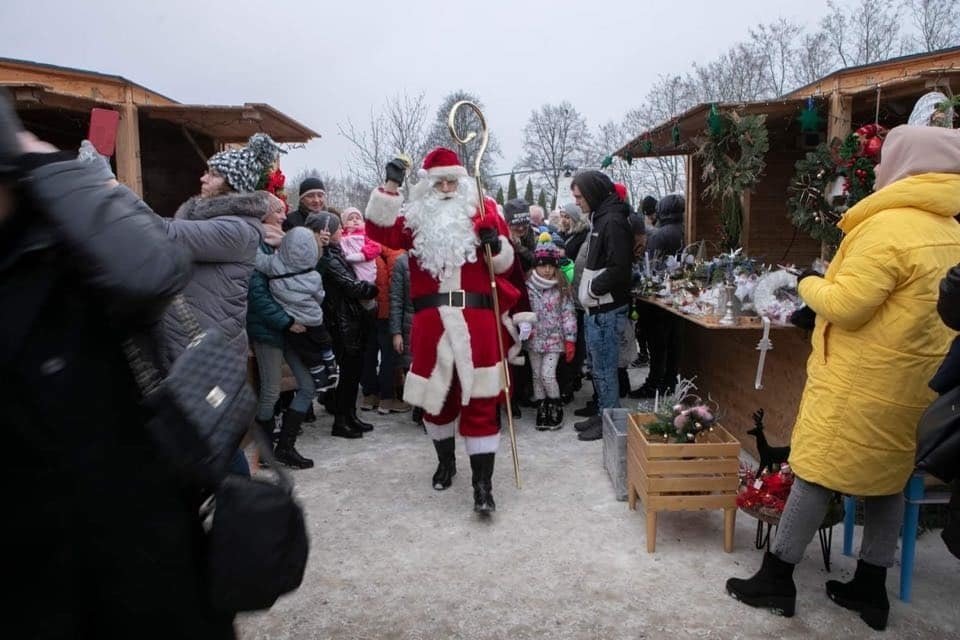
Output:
top-left (365, 188), bottom-right (402, 228)
top-left (489, 235), bottom-right (514, 274)
top-left (512, 311), bottom-right (537, 325)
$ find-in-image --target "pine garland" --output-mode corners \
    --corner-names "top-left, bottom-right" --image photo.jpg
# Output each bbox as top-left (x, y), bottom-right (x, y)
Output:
top-left (695, 111), bottom-right (769, 251)
top-left (786, 142), bottom-right (844, 247)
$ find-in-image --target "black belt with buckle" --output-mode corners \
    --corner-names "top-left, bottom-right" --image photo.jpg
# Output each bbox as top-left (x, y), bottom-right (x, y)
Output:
top-left (413, 291), bottom-right (493, 312)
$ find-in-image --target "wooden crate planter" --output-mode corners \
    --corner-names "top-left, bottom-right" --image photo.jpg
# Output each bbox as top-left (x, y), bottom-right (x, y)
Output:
top-left (626, 413), bottom-right (741, 552)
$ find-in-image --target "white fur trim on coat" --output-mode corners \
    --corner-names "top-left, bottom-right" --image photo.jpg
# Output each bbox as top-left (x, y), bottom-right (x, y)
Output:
top-left (464, 434), bottom-right (500, 455)
top-left (489, 235), bottom-right (514, 274)
top-left (502, 311), bottom-right (526, 366)
top-left (365, 188), bottom-right (402, 227)
top-left (425, 419), bottom-right (457, 441)
top-left (512, 311), bottom-right (537, 325)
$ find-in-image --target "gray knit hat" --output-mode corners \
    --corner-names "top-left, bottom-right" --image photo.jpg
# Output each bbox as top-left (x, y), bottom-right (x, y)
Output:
top-left (303, 211), bottom-right (341, 234)
top-left (207, 133), bottom-right (285, 193)
top-left (504, 198), bottom-right (532, 226)
top-left (558, 201), bottom-right (583, 223)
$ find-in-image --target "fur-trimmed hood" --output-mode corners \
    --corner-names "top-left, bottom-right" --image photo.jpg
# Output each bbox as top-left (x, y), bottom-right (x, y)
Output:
top-left (174, 191), bottom-right (270, 223)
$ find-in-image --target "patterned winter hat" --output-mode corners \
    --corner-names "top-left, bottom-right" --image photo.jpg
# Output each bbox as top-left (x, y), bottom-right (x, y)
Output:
top-left (534, 231), bottom-right (561, 266)
top-left (207, 133), bottom-right (286, 193)
top-left (504, 198), bottom-right (531, 226)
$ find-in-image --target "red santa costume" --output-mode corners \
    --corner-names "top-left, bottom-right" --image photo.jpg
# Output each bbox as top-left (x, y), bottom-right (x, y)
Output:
top-left (365, 147), bottom-right (535, 514)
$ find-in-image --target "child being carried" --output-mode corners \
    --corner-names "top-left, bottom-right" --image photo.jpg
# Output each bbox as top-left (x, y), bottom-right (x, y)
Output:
top-left (256, 226), bottom-right (339, 394)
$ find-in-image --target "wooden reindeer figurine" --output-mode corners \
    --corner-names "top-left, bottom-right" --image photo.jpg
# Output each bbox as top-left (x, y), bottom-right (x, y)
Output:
top-left (746, 409), bottom-right (790, 474)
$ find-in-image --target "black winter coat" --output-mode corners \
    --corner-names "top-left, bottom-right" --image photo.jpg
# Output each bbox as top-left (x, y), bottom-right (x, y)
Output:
top-left (931, 264), bottom-right (960, 393)
top-left (646, 194), bottom-right (685, 265)
top-left (581, 193), bottom-right (634, 313)
top-left (319, 243), bottom-right (377, 354)
top-left (561, 227), bottom-right (589, 263)
top-left (282, 204), bottom-right (311, 231)
top-left (1, 159), bottom-right (234, 637)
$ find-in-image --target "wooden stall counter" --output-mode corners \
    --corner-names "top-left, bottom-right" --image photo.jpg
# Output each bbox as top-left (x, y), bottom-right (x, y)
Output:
top-left (636, 296), bottom-right (810, 459)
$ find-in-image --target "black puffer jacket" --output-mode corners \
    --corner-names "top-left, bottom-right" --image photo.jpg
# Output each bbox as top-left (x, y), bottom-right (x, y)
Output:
top-left (1, 159), bottom-right (234, 636)
top-left (572, 171), bottom-right (633, 313)
top-left (646, 194), bottom-right (685, 264)
top-left (282, 204), bottom-right (311, 231)
top-left (319, 243), bottom-right (377, 353)
top-left (931, 263), bottom-right (960, 393)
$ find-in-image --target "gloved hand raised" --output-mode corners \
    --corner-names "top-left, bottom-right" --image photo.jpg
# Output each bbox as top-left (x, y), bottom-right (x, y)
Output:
top-left (384, 155), bottom-right (411, 188)
top-left (477, 226), bottom-right (501, 256)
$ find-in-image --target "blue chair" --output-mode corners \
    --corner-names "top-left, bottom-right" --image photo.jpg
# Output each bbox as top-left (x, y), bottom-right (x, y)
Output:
top-left (842, 472), bottom-right (952, 602)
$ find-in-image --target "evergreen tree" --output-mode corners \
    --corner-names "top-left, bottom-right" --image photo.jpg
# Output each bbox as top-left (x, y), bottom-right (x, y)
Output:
top-left (524, 179), bottom-right (534, 205)
top-left (495, 186), bottom-right (504, 204)
top-left (551, 193), bottom-right (557, 210)
top-left (507, 173), bottom-right (518, 201)
top-left (537, 189), bottom-right (547, 209)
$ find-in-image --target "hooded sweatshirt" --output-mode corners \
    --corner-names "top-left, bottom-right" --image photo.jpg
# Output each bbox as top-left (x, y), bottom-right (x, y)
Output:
top-left (571, 171), bottom-right (634, 313)
top-left (646, 193), bottom-right (685, 266)
top-left (256, 226), bottom-right (325, 326)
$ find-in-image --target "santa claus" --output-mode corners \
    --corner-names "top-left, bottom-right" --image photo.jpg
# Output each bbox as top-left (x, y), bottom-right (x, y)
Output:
top-left (365, 147), bottom-right (534, 514)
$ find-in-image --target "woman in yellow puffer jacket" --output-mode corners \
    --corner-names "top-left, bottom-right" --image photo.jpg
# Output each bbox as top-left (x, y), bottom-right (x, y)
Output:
top-left (727, 124), bottom-right (960, 630)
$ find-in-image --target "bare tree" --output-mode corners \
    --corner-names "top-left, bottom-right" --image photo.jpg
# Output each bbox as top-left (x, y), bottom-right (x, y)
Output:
top-left (821, 0), bottom-right (904, 67)
top-left (339, 92), bottom-right (429, 192)
top-left (905, 0), bottom-right (960, 51)
top-left (518, 102), bottom-right (591, 205)
top-left (686, 42), bottom-right (770, 102)
top-left (750, 19), bottom-right (802, 97)
top-left (424, 90), bottom-right (502, 191)
top-left (791, 31), bottom-right (839, 88)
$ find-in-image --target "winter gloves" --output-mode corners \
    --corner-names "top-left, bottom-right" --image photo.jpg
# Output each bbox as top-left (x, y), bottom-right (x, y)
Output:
top-left (385, 156), bottom-right (411, 187)
top-left (565, 341), bottom-right (576, 363)
top-left (477, 226), bottom-right (501, 255)
top-left (518, 322), bottom-right (532, 342)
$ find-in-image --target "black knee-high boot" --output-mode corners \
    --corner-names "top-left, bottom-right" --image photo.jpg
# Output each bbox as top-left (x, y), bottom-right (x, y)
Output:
top-left (470, 452), bottom-right (496, 514)
top-left (431, 437), bottom-right (456, 490)
top-left (274, 410), bottom-right (314, 469)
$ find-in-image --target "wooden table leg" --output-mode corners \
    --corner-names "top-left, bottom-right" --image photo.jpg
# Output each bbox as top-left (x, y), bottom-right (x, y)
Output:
top-left (724, 507), bottom-right (736, 553)
top-left (628, 482), bottom-right (636, 511)
top-left (646, 510), bottom-right (657, 553)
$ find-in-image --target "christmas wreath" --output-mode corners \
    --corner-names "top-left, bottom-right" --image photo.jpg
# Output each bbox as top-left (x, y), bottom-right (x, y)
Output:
top-left (787, 124), bottom-right (886, 249)
top-left (695, 108), bottom-right (769, 251)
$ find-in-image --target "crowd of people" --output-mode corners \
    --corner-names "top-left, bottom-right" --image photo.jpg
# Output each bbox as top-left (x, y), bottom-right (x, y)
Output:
top-left (5, 76), bottom-right (960, 635)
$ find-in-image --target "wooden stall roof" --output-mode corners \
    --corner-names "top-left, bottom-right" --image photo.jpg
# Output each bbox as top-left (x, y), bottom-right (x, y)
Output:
top-left (0, 83), bottom-right (116, 112)
top-left (140, 103), bottom-right (319, 144)
top-left (785, 45), bottom-right (960, 100)
top-left (0, 57), bottom-right (178, 106)
top-left (615, 98), bottom-right (809, 160)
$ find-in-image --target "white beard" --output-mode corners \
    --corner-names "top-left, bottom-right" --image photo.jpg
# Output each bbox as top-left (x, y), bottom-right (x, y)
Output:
top-left (404, 178), bottom-right (479, 281)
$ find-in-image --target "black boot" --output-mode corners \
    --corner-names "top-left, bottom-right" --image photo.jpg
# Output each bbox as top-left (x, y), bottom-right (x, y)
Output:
top-left (347, 409), bottom-right (374, 433)
top-left (509, 399), bottom-right (522, 419)
top-left (431, 437), bottom-right (457, 490)
top-left (535, 400), bottom-right (548, 430)
top-left (255, 417), bottom-right (277, 442)
top-left (825, 559), bottom-right (890, 631)
top-left (331, 414), bottom-right (363, 439)
top-left (470, 452), bottom-right (496, 514)
top-left (273, 410), bottom-right (314, 469)
top-left (725, 551), bottom-right (797, 617)
top-left (574, 399), bottom-right (598, 417)
top-left (574, 414), bottom-right (601, 434)
top-left (618, 367), bottom-right (630, 398)
top-left (548, 398), bottom-right (564, 429)
top-left (629, 381), bottom-right (658, 399)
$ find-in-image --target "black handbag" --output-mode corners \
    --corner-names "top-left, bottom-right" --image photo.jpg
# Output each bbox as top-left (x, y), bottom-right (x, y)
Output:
top-left (201, 429), bottom-right (310, 612)
top-left (915, 384), bottom-right (960, 483)
top-left (124, 295), bottom-right (256, 487)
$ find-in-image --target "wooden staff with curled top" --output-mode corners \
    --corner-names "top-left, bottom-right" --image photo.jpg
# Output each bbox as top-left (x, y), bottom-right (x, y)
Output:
top-left (447, 100), bottom-right (521, 489)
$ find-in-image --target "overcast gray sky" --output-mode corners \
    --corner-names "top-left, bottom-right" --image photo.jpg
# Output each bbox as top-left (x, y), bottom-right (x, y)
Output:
top-left (1, 0), bottom-right (831, 180)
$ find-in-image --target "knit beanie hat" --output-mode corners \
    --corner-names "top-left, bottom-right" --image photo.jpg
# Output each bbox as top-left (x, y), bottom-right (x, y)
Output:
top-left (534, 231), bottom-right (561, 266)
top-left (207, 133), bottom-right (285, 193)
top-left (341, 207), bottom-right (363, 225)
top-left (303, 211), bottom-right (341, 234)
top-left (504, 198), bottom-right (531, 226)
top-left (299, 176), bottom-right (326, 198)
top-left (558, 201), bottom-right (583, 224)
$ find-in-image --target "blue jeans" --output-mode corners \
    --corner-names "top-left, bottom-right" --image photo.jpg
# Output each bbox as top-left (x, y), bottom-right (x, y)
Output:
top-left (252, 341), bottom-right (315, 420)
top-left (361, 318), bottom-right (396, 400)
top-left (585, 304), bottom-right (629, 411)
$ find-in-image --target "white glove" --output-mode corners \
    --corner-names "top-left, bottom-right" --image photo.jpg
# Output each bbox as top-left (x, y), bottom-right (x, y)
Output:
top-left (518, 322), bottom-right (532, 342)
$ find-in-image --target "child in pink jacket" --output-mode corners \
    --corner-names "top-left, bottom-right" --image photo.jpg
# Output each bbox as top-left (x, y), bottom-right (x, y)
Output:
top-left (340, 207), bottom-right (381, 310)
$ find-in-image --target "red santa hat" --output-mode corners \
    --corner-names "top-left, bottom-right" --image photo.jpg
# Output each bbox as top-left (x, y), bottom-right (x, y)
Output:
top-left (419, 146), bottom-right (468, 180)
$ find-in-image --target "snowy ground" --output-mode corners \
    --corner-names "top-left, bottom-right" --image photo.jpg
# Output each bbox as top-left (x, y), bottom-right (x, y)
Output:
top-left (237, 369), bottom-right (959, 640)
